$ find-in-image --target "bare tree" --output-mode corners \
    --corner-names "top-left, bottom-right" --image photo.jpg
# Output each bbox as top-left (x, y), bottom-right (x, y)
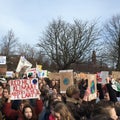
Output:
top-left (103, 15), bottom-right (120, 70)
top-left (37, 19), bottom-right (100, 70)
top-left (0, 29), bottom-right (18, 56)
top-left (17, 43), bottom-right (38, 67)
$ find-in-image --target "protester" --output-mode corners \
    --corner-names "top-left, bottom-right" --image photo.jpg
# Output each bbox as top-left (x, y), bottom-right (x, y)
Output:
top-left (0, 82), bottom-right (3, 99)
top-left (53, 102), bottom-right (75, 120)
top-left (92, 100), bottom-right (118, 120)
top-left (0, 86), bottom-right (10, 120)
top-left (18, 104), bottom-right (37, 120)
top-left (65, 85), bottom-right (82, 120)
top-left (2, 91), bottom-right (43, 120)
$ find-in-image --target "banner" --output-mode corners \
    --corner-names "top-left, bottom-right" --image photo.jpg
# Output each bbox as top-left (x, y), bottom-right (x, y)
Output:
top-left (16, 56), bottom-right (32, 73)
top-left (59, 70), bottom-right (74, 93)
top-left (0, 56), bottom-right (6, 64)
top-left (9, 78), bottom-right (39, 100)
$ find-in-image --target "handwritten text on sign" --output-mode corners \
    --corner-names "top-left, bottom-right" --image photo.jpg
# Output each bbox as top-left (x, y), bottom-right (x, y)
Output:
top-left (9, 78), bottom-right (39, 100)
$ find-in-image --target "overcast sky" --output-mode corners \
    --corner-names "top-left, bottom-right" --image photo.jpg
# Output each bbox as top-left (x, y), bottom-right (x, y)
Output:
top-left (0, 0), bottom-right (120, 45)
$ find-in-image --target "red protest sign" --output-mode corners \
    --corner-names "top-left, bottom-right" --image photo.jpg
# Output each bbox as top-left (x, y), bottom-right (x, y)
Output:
top-left (9, 78), bottom-right (39, 100)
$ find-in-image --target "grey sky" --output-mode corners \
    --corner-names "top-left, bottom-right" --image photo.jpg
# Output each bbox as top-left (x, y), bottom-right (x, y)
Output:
top-left (0, 0), bottom-right (120, 44)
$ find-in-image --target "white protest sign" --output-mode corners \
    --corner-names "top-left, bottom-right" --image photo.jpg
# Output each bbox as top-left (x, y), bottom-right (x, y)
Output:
top-left (9, 78), bottom-right (39, 100)
top-left (6, 71), bottom-right (14, 78)
top-left (37, 70), bottom-right (48, 78)
top-left (100, 71), bottom-right (109, 84)
top-left (27, 68), bottom-right (37, 78)
top-left (0, 56), bottom-right (6, 64)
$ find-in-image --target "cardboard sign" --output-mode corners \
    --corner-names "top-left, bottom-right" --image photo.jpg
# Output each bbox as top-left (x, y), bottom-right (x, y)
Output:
top-left (9, 78), bottom-right (39, 100)
top-left (87, 74), bottom-right (97, 101)
top-left (48, 72), bottom-right (60, 80)
top-left (112, 71), bottom-right (120, 80)
top-left (59, 70), bottom-right (74, 93)
top-left (76, 72), bottom-right (87, 80)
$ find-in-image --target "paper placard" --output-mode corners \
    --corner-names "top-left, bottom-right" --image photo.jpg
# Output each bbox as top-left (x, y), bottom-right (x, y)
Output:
top-left (59, 70), bottom-right (74, 93)
top-left (112, 71), bottom-right (120, 80)
top-left (9, 78), bottom-right (39, 100)
top-left (87, 74), bottom-right (97, 101)
top-left (48, 72), bottom-right (60, 80)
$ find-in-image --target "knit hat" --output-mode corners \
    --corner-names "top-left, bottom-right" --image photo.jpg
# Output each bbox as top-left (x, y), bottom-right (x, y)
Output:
top-left (0, 78), bottom-right (7, 84)
top-left (66, 85), bottom-right (80, 97)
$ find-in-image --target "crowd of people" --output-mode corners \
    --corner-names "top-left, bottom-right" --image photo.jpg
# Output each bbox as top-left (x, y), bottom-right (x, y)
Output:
top-left (0, 74), bottom-right (120, 120)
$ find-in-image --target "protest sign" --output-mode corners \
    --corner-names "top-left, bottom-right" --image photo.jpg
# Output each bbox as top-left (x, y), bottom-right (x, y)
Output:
top-left (6, 71), bottom-right (14, 78)
top-left (87, 74), bottom-right (97, 101)
top-left (36, 64), bottom-right (42, 71)
top-left (27, 68), bottom-right (37, 78)
top-left (37, 70), bottom-right (48, 78)
top-left (0, 56), bottom-right (6, 64)
top-left (9, 78), bottom-right (39, 100)
top-left (76, 72), bottom-right (87, 80)
top-left (59, 70), bottom-right (74, 93)
top-left (112, 71), bottom-right (120, 80)
top-left (48, 72), bottom-right (60, 80)
top-left (100, 71), bottom-right (109, 84)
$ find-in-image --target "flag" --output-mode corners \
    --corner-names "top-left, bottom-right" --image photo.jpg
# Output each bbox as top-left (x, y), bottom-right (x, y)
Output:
top-left (16, 56), bottom-right (32, 73)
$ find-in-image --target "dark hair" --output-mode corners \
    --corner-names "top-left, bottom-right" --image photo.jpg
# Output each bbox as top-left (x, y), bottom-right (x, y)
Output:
top-left (91, 114), bottom-right (114, 120)
top-left (22, 104), bottom-right (37, 120)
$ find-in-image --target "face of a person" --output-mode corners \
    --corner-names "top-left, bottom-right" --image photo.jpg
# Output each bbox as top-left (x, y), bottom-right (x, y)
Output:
top-left (109, 108), bottom-right (118, 120)
top-left (3, 89), bottom-right (9, 98)
top-left (104, 93), bottom-right (110, 101)
top-left (0, 86), bottom-right (3, 93)
top-left (72, 91), bottom-right (80, 100)
top-left (24, 107), bottom-right (32, 119)
top-left (0, 86), bottom-right (3, 98)
top-left (20, 103), bottom-right (25, 111)
top-left (54, 112), bottom-right (61, 120)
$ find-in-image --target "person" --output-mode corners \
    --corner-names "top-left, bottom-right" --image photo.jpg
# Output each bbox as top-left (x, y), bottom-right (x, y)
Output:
top-left (18, 104), bottom-right (37, 120)
top-left (53, 102), bottom-right (75, 120)
top-left (92, 100), bottom-right (118, 120)
top-left (0, 86), bottom-right (10, 120)
top-left (65, 85), bottom-right (82, 120)
top-left (105, 77), bottom-right (118, 102)
top-left (2, 91), bottom-right (43, 120)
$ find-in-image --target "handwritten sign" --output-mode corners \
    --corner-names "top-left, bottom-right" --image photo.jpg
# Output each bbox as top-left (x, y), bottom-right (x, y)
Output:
top-left (9, 78), bottom-right (39, 100)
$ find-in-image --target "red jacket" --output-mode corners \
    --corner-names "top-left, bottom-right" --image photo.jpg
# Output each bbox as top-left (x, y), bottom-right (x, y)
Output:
top-left (3, 99), bottom-right (43, 120)
top-left (49, 114), bottom-right (55, 120)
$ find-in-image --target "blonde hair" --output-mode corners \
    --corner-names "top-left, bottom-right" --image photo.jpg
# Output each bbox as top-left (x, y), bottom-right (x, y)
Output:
top-left (54, 102), bottom-right (75, 120)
